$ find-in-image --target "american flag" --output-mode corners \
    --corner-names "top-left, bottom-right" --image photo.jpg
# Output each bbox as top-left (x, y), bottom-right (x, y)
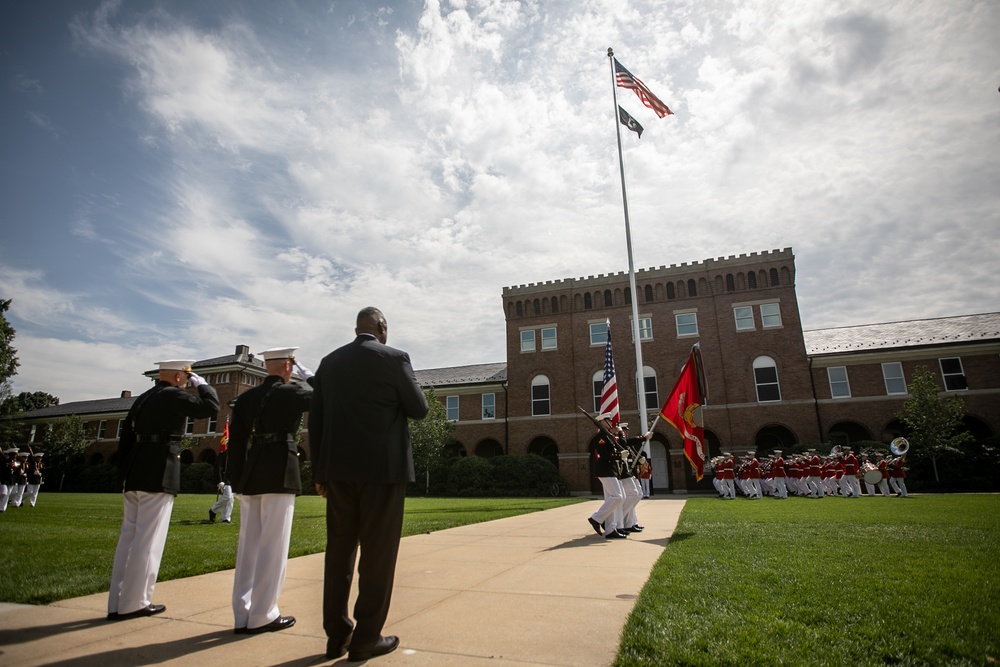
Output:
top-left (599, 320), bottom-right (621, 425)
top-left (614, 58), bottom-right (672, 118)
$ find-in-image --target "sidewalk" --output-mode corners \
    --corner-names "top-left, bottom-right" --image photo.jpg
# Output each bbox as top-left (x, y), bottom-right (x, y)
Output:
top-left (0, 498), bottom-right (686, 666)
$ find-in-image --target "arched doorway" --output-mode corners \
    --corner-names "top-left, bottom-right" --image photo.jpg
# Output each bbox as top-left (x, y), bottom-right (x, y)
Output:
top-left (827, 421), bottom-right (873, 447)
top-left (962, 415), bottom-right (995, 441)
top-left (475, 439), bottom-right (504, 458)
top-left (445, 440), bottom-right (468, 458)
top-left (647, 435), bottom-right (670, 494)
top-left (754, 424), bottom-right (797, 450)
top-left (528, 436), bottom-right (558, 469)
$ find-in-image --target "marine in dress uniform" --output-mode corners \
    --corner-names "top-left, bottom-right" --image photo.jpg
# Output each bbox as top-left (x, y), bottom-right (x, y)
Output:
top-left (889, 455), bottom-right (908, 497)
top-left (807, 449), bottom-right (824, 498)
top-left (228, 347), bottom-right (314, 635)
top-left (772, 450), bottom-right (788, 499)
top-left (209, 447), bottom-right (234, 523)
top-left (615, 424), bottom-right (645, 534)
top-left (587, 414), bottom-right (627, 539)
top-left (876, 454), bottom-right (892, 497)
top-left (10, 451), bottom-right (28, 507)
top-left (747, 451), bottom-right (763, 499)
top-left (0, 447), bottom-right (17, 512)
top-left (841, 448), bottom-right (860, 498)
top-left (25, 452), bottom-right (43, 507)
top-left (107, 360), bottom-right (219, 620)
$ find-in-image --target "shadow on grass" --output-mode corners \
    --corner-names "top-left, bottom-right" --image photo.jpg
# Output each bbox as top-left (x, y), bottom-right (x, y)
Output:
top-left (666, 531), bottom-right (694, 544)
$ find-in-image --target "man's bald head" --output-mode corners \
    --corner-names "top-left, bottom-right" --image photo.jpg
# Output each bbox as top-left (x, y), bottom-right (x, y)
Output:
top-left (356, 307), bottom-right (388, 344)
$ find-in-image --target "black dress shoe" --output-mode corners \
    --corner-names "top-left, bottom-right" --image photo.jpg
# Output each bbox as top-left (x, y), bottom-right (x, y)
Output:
top-left (587, 517), bottom-right (603, 536)
top-left (605, 530), bottom-right (626, 539)
top-left (631, 524), bottom-right (644, 532)
top-left (106, 612), bottom-right (119, 621)
top-left (245, 616), bottom-right (295, 634)
top-left (326, 632), bottom-right (353, 659)
top-left (349, 635), bottom-right (400, 661)
top-left (209, 509), bottom-right (216, 522)
top-left (116, 604), bottom-right (166, 619)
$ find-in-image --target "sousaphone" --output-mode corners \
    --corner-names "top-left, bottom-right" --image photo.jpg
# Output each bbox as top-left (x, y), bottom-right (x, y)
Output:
top-left (890, 437), bottom-right (910, 456)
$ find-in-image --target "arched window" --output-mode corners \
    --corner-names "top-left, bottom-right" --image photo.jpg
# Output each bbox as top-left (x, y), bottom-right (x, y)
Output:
top-left (592, 370), bottom-right (605, 413)
top-left (753, 356), bottom-right (781, 402)
top-left (687, 279), bottom-right (697, 297)
top-left (747, 272), bottom-right (757, 289)
top-left (625, 288), bottom-right (632, 305)
top-left (666, 283), bottom-right (676, 299)
top-left (533, 299), bottom-right (541, 315)
top-left (550, 296), bottom-right (558, 313)
top-left (769, 268), bottom-right (779, 286)
top-left (644, 284), bottom-right (654, 302)
top-left (531, 375), bottom-right (551, 416)
top-left (584, 293), bottom-right (592, 309)
top-left (604, 290), bottom-right (613, 307)
top-left (726, 274), bottom-right (735, 292)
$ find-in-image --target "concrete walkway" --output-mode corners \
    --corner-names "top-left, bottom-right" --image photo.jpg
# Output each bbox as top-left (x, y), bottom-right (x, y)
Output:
top-left (0, 498), bottom-right (686, 667)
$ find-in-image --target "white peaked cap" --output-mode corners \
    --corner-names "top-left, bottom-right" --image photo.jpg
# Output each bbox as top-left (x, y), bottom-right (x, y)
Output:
top-left (260, 347), bottom-right (299, 361)
top-left (157, 360), bottom-right (194, 371)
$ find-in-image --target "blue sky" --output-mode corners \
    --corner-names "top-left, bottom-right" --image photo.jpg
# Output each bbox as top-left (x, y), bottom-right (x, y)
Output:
top-left (2, 0), bottom-right (999, 403)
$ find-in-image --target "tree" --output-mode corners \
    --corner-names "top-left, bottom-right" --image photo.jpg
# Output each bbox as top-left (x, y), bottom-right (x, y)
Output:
top-left (0, 391), bottom-right (60, 446)
top-left (408, 387), bottom-right (454, 494)
top-left (0, 299), bottom-right (18, 386)
top-left (897, 365), bottom-right (972, 484)
top-left (43, 414), bottom-right (90, 490)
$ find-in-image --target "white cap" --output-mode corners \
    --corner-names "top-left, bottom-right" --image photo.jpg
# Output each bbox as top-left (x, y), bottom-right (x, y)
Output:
top-left (773, 450), bottom-right (783, 454)
top-left (17, 451), bottom-right (28, 457)
top-left (157, 360), bottom-right (194, 372)
top-left (33, 452), bottom-right (44, 457)
top-left (5, 447), bottom-right (18, 454)
top-left (260, 347), bottom-right (299, 361)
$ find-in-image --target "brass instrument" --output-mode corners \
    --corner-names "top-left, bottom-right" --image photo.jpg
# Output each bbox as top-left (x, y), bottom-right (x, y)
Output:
top-left (890, 437), bottom-right (910, 456)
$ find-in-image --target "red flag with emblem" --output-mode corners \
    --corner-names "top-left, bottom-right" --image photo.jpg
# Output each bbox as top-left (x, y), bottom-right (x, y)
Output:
top-left (659, 344), bottom-right (708, 480)
top-left (219, 418), bottom-right (229, 453)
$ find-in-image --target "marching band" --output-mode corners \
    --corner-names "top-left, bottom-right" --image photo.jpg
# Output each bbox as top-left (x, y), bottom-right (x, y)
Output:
top-left (0, 447), bottom-right (43, 512)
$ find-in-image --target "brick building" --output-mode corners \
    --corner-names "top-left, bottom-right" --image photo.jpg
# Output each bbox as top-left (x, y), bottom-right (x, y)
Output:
top-left (8, 248), bottom-right (999, 494)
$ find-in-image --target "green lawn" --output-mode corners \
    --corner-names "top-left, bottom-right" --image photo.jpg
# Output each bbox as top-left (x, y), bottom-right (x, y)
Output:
top-left (0, 493), bottom-right (582, 605)
top-left (616, 494), bottom-right (1000, 667)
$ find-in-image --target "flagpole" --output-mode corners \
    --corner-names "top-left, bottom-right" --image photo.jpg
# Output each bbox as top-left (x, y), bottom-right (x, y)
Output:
top-left (608, 47), bottom-right (649, 446)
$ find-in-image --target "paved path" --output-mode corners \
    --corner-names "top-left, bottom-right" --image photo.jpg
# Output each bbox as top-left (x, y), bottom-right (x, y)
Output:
top-left (0, 498), bottom-right (686, 666)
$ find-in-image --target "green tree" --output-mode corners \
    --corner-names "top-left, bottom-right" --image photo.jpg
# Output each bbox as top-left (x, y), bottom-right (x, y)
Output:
top-left (897, 365), bottom-right (972, 483)
top-left (43, 414), bottom-right (90, 489)
top-left (408, 387), bottom-right (454, 494)
top-left (0, 391), bottom-right (60, 447)
top-left (0, 299), bottom-right (18, 386)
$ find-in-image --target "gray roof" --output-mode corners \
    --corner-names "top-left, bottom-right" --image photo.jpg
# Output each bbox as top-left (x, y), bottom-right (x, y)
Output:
top-left (803, 312), bottom-right (1000, 356)
top-left (415, 362), bottom-right (507, 387)
top-left (9, 395), bottom-right (138, 421)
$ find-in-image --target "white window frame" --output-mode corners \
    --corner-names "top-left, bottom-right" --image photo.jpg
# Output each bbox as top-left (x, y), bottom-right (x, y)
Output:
top-left (520, 329), bottom-right (535, 353)
top-left (760, 302), bottom-right (782, 328)
top-left (540, 327), bottom-right (557, 350)
top-left (185, 416), bottom-right (195, 435)
top-left (939, 357), bottom-right (968, 391)
top-left (734, 306), bottom-right (755, 331)
top-left (882, 362), bottom-right (907, 395)
top-left (592, 370), bottom-right (605, 413)
top-left (753, 356), bottom-right (781, 402)
top-left (97, 420), bottom-right (107, 439)
top-left (446, 395), bottom-right (460, 421)
top-left (827, 366), bottom-right (851, 399)
top-left (116, 420), bottom-right (124, 439)
top-left (589, 321), bottom-right (609, 346)
top-left (675, 311), bottom-right (699, 337)
top-left (207, 415), bottom-right (217, 434)
top-left (531, 375), bottom-right (551, 416)
top-left (630, 316), bottom-right (653, 341)
top-left (482, 393), bottom-right (495, 420)
top-left (640, 366), bottom-right (658, 410)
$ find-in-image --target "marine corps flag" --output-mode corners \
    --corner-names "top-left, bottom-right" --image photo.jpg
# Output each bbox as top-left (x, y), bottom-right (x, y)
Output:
top-left (219, 418), bottom-right (229, 453)
top-left (659, 343), bottom-right (708, 480)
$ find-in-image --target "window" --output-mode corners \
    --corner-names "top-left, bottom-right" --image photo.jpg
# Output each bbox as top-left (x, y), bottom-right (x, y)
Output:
top-left (592, 370), bottom-right (604, 413)
top-left (827, 366), bottom-right (851, 398)
top-left (644, 285), bottom-right (653, 302)
top-left (748, 272), bottom-right (757, 288)
top-left (482, 393), bottom-right (495, 420)
top-left (641, 366), bottom-right (658, 411)
top-left (753, 356), bottom-right (781, 402)
top-left (550, 297), bottom-right (558, 313)
top-left (446, 395), bottom-right (459, 421)
top-left (769, 268), bottom-right (779, 285)
top-left (589, 321), bottom-right (609, 345)
top-left (666, 283), bottom-right (676, 299)
top-left (584, 293), bottom-right (593, 309)
top-left (520, 329), bottom-right (535, 352)
top-left (726, 274), bottom-right (735, 292)
top-left (185, 417), bottom-right (195, 435)
top-left (116, 420), bottom-right (124, 439)
top-left (675, 312), bottom-right (698, 337)
top-left (97, 420), bottom-right (106, 439)
top-left (734, 306), bottom-right (754, 331)
top-left (515, 302), bottom-right (523, 317)
top-left (939, 358), bottom-right (968, 391)
top-left (882, 362), bottom-right (907, 395)
top-left (208, 416), bottom-right (217, 433)
top-left (540, 327), bottom-right (557, 350)
top-left (631, 317), bottom-right (653, 341)
top-left (760, 303), bottom-right (782, 328)
top-left (531, 375), bottom-right (550, 416)
top-left (533, 299), bottom-right (541, 315)
top-left (604, 290), bottom-right (612, 307)
top-left (687, 279), bottom-right (697, 297)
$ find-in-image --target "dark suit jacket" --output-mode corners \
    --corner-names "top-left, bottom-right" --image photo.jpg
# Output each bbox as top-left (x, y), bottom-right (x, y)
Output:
top-left (118, 381), bottom-right (220, 495)
top-left (228, 375), bottom-right (313, 495)
top-left (309, 334), bottom-right (428, 484)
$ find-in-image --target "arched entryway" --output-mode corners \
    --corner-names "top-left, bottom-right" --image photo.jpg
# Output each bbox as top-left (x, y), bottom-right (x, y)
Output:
top-left (527, 436), bottom-right (558, 470)
top-left (827, 421), bottom-right (873, 447)
top-left (475, 438), bottom-right (504, 458)
top-left (754, 424), bottom-right (798, 450)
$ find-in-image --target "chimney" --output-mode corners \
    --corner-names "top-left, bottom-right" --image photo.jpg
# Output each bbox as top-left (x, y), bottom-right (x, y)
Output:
top-left (235, 344), bottom-right (250, 359)
top-left (121, 390), bottom-right (132, 398)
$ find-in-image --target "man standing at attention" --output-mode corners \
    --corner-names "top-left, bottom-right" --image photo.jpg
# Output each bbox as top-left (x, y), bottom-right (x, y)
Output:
top-left (309, 307), bottom-right (429, 662)
top-left (228, 347), bottom-right (315, 634)
top-left (108, 360), bottom-right (219, 620)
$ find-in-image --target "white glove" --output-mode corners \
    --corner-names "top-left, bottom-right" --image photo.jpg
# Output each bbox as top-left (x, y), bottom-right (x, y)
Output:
top-left (294, 362), bottom-right (314, 379)
top-left (188, 372), bottom-right (208, 388)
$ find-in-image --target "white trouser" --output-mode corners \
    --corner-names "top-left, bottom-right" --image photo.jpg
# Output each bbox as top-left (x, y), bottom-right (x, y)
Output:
top-left (11, 483), bottom-right (25, 507)
top-left (211, 484), bottom-right (235, 521)
top-left (640, 478), bottom-right (650, 497)
top-left (808, 476), bottom-right (824, 497)
top-left (26, 484), bottom-right (40, 507)
top-left (619, 477), bottom-right (642, 527)
top-left (749, 478), bottom-right (762, 499)
top-left (878, 479), bottom-right (891, 497)
top-left (723, 478), bottom-right (736, 499)
top-left (865, 481), bottom-right (877, 496)
top-left (0, 484), bottom-right (8, 512)
top-left (775, 477), bottom-right (788, 499)
top-left (889, 478), bottom-right (908, 497)
top-left (108, 491), bottom-right (175, 615)
top-left (233, 494), bottom-right (295, 630)
top-left (591, 477), bottom-right (625, 533)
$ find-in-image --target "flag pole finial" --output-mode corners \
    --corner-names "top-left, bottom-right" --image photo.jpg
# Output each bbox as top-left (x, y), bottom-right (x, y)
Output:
top-left (607, 47), bottom-right (614, 57)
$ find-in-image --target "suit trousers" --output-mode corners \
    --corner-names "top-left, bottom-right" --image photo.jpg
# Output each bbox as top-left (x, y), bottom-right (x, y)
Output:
top-left (233, 493), bottom-right (295, 629)
top-left (323, 480), bottom-right (406, 648)
top-left (108, 491), bottom-right (174, 614)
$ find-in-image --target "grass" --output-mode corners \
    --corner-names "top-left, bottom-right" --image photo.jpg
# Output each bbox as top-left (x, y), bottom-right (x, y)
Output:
top-left (0, 493), bottom-right (583, 605)
top-left (616, 494), bottom-right (1000, 667)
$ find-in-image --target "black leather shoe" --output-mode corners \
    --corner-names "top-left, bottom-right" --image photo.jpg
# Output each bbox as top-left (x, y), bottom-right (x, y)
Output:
top-left (616, 529), bottom-right (630, 538)
top-left (116, 604), bottom-right (166, 619)
top-left (209, 509), bottom-right (216, 522)
top-left (605, 530), bottom-right (626, 539)
top-left (106, 612), bottom-right (119, 621)
top-left (326, 632), bottom-right (353, 659)
top-left (349, 635), bottom-right (399, 661)
top-left (245, 616), bottom-right (295, 634)
top-left (587, 517), bottom-right (603, 536)
top-left (631, 524), bottom-right (644, 532)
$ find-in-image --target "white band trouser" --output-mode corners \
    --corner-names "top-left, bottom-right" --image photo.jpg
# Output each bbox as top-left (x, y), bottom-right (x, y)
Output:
top-left (108, 491), bottom-right (175, 615)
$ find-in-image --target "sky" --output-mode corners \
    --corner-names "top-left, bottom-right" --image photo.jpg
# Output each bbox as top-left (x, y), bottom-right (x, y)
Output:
top-left (1, 0), bottom-right (999, 404)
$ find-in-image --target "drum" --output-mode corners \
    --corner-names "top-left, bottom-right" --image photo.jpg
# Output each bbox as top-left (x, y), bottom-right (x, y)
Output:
top-left (863, 469), bottom-right (883, 485)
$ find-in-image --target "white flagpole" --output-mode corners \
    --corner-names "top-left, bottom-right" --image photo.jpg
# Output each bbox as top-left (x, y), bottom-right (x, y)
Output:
top-left (608, 47), bottom-right (649, 446)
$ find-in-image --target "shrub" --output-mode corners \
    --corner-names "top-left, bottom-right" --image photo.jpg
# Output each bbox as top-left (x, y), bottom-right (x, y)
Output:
top-left (443, 454), bottom-right (569, 497)
top-left (180, 462), bottom-right (216, 494)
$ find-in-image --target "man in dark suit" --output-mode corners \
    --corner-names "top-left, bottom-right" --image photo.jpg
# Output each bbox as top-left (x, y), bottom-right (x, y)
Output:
top-left (309, 307), bottom-right (429, 661)
top-left (228, 346), bottom-right (314, 635)
top-left (108, 360), bottom-right (219, 620)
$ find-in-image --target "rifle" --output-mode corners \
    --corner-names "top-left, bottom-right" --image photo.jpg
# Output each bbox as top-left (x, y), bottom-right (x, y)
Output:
top-left (578, 407), bottom-right (627, 475)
